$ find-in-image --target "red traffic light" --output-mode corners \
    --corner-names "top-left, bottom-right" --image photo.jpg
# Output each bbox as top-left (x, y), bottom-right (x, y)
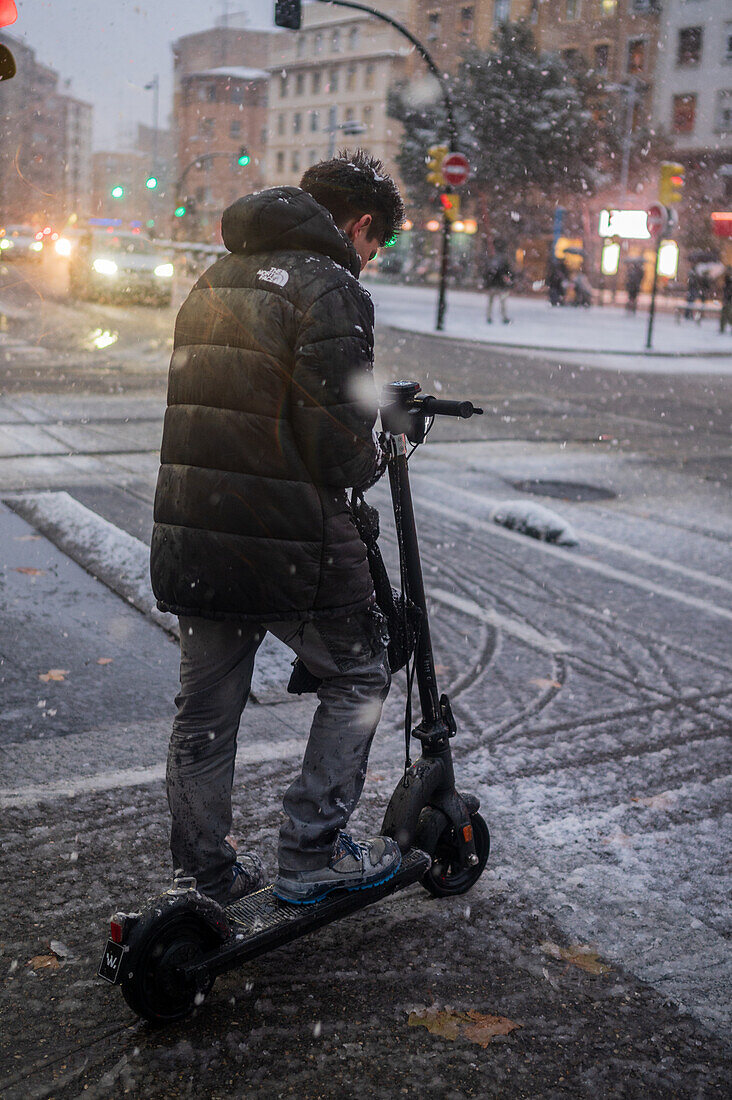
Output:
top-left (670, 176), bottom-right (683, 188)
top-left (0, 1), bottom-right (17, 29)
top-left (440, 194), bottom-right (453, 211)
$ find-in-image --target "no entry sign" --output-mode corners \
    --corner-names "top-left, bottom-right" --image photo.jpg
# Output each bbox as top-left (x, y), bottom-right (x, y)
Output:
top-left (646, 202), bottom-right (668, 238)
top-left (442, 152), bottom-right (470, 187)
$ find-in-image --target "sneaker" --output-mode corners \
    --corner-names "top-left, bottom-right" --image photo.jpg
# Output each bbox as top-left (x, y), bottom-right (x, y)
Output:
top-left (273, 833), bottom-right (401, 905)
top-left (206, 853), bottom-right (266, 906)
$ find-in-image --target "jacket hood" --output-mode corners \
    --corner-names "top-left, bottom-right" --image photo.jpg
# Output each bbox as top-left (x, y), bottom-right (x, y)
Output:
top-left (221, 187), bottom-right (361, 278)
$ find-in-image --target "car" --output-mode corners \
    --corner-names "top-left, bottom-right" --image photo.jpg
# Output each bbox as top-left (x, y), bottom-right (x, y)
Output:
top-left (68, 229), bottom-right (175, 306)
top-left (0, 225), bottom-right (44, 261)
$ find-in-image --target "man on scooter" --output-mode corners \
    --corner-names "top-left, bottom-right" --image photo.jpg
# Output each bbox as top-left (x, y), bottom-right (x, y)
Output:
top-left (150, 150), bottom-right (405, 906)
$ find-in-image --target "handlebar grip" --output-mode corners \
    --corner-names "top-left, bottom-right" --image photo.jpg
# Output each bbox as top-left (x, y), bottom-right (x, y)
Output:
top-left (417, 396), bottom-right (483, 418)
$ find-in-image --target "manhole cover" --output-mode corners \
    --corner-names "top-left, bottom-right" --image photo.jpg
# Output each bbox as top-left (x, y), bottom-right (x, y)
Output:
top-left (511, 479), bottom-right (616, 502)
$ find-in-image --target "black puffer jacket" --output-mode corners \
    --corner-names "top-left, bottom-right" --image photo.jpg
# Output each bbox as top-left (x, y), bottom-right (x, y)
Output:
top-left (150, 187), bottom-right (380, 622)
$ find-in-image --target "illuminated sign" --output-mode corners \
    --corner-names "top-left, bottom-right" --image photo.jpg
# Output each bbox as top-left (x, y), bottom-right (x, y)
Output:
top-left (598, 209), bottom-right (651, 240)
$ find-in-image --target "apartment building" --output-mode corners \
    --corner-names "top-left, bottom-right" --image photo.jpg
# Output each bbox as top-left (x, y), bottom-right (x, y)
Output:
top-left (54, 92), bottom-right (93, 218)
top-left (172, 16), bottom-right (280, 239)
top-left (406, 0), bottom-right (535, 74)
top-left (266, 1), bottom-right (412, 187)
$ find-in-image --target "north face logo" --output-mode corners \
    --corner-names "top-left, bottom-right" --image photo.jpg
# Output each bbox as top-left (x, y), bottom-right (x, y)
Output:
top-left (257, 267), bottom-right (289, 287)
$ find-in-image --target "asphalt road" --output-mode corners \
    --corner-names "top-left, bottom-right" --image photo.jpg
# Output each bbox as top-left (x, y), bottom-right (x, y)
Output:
top-left (0, 258), bottom-right (730, 1098)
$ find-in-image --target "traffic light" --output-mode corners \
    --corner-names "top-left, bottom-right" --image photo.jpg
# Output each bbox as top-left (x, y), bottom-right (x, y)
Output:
top-left (659, 162), bottom-right (685, 205)
top-left (174, 204), bottom-right (187, 218)
top-left (274, 1), bottom-right (301, 30)
top-left (237, 147), bottom-right (251, 167)
top-left (110, 184), bottom-right (125, 200)
top-left (440, 193), bottom-right (461, 223)
top-left (145, 175), bottom-right (159, 190)
top-left (426, 145), bottom-right (449, 188)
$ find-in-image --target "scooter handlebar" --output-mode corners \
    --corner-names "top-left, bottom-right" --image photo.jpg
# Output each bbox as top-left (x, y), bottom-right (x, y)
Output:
top-left (416, 395), bottom-right (483, 418)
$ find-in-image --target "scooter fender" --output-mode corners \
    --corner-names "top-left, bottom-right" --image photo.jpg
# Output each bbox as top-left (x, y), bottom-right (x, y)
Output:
top-left (382, 756), bottom-right (445, 851)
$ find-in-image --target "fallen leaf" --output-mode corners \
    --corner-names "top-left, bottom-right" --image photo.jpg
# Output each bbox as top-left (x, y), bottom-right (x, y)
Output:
top-left (408, 1005), bottom-right (521, 1048)
top-left (13, 567), bottom-right (45, 576)
top-left (529, 678), bottom-right (562, 690)
top-left (27, 954), bottom-right (60, 971)
top-left (541, 941), bottom-right (612, 975)
top-left (38, 669), bottom-right (70, 682)
top-left (462, 1011), bottom-right (522, 1048)
top-left (631, 792), bottom-right (675, 810)
top-left (96, 658), bottom-right (113, 665)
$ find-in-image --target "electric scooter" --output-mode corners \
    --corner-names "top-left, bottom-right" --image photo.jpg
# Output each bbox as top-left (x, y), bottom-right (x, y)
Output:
top-left (98, 380), bottom-right (490, 1024)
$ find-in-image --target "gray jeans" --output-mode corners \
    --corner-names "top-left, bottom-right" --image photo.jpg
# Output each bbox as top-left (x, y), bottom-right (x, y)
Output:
top-left (167, 606), bottom-right (391, 896)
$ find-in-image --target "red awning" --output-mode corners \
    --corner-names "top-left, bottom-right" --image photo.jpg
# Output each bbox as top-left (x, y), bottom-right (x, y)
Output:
top-left (711, 212), bottom-right (732, 238)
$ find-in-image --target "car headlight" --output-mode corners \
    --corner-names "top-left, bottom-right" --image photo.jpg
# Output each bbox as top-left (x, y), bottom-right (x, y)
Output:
top-left (93, 258), bottom-right (118, 276)
top-left (55, 238), bottom-right (72, 256)
top-left (30, 241), bottom-right (43, 252)
top-left (0, 239), bottom-right (13, 250)
top-left (154, 263), bottom-right (174, 278)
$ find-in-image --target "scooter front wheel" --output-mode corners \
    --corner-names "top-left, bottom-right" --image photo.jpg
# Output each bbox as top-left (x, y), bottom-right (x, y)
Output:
top-left (120, 910), bottom-right (216, 1024)
top-left (416, 809), bottom-right (490, 898)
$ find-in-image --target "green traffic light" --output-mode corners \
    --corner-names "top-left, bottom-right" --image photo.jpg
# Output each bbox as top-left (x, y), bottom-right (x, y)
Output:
top-left (110, 185), bottom-right (125, 199)
top-left (237, 148), bottom-right (250, 167)
top-left (145, 176), bottom-right (159, 190)
top-left (174, 205), bottom-right (187, 218)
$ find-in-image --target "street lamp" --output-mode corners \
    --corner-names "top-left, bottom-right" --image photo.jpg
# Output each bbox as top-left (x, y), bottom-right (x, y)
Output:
top-left (326, 116), bottom-right (366, 158)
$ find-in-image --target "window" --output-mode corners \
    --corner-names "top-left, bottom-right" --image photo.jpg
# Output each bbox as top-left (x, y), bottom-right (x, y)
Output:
top-left (279, 72), bottom-right (288, 98)
top-left (363, 105), bottom-right (373, 128)
top-left (332, 29), bottom-right (341, 53)
top-left (594, 43), bottom-right (610, 72)
top-left (601, 0), bottom-right (617, 15)
top-left (230, 85), bottom-right (244, 105)
top-left (461, 6), bottom-right (474, 36)
top-left (314, 32), bottom-right (323, 55)
top-left (206, 84), bottom-right (217, 102)
top-left (296, 35), bottom-right (305, 58)
top-left (494, 0), bottom-right (510, 25)
top-left (296, 72), bottom-right (305, 95)
top-left (291, 151), bottom-right (300, 173)
top-left (276, 151), bottom-right (284, 172)
top-left (309, 149), bottom-right (318, 165)
top-left (330, 66), bottom-right (340, 93)
top-left (201, 117), bottom-right (214, 137)
top-left (427, 12), bottom-right (440, 41)
top-left (312, 70), bottom-right (321, 94)
top-left (277, 112), bottom-right (285, 135)
top-left (563, 48), bottom-right (581, 69)
top-left (628, 39), bottom-right (646, 74)
top-left (310, 110), bottom-right (320, 132)
top-left (293, 112), bottom-right (302, 134)
top-left (348, 26), bottom-right (359, 51)
top-left (677, 27), bottom-right (703, 66)
top-left (725, 24), bottom-right (732, 63)
top-left (716, 90), bottom-right (732, 133)
top-left (672, 93), bottom-right (696, 134)
top-left (229, 120), bottom-right (241, 139)
top-left (346, 63), bottom-right (357, 91)
top-left (566, 0), bottom-right (580, 20)
top-left (530, 0), bottom-right (539, 24)
top-left (365, 62), bottom-right (375, 89)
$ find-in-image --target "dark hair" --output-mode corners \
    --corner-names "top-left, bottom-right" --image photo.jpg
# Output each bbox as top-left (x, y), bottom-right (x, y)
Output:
top-left (299, 148), bottom-right (405, 246)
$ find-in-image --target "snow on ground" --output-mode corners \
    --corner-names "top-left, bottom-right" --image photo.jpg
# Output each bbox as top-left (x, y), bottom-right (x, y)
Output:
top-left (364, 280), bottom-right (732, 374)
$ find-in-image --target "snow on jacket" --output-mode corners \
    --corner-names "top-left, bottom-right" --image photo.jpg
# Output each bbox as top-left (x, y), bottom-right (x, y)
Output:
top-left (150, 186), bottom-right (380, 622)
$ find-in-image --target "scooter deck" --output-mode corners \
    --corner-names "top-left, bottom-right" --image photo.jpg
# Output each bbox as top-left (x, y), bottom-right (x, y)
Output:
top-left (183, 848), bottom-right (431, 982)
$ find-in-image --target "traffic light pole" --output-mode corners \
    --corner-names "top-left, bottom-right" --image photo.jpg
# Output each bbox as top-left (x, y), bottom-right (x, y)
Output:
top-left (173, 151), bottom-right (249, 237)
top-left (645, 223), bottom-right (665, 352)
top-left (310, 2), bottom-right (459, 330)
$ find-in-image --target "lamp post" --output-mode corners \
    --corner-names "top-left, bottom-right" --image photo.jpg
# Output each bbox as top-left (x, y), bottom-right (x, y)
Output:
top-left (326, 116), bottom-right (366, 158)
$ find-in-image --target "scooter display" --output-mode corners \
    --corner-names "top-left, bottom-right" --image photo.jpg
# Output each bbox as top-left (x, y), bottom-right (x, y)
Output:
top-left (98, 380), bottom-right (490, 1024)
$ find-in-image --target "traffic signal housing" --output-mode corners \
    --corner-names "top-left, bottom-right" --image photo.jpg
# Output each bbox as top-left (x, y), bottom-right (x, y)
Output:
top-left (426, 144), bottom-right (449, 188)
top-left (440, 193), bottom-right (461, 223)
top-left (659, 162), bottom-right (685, 205)
top-left (237, 147), bottom-right (251, 167)
top-left (274, 1), bottom-right (301, 29)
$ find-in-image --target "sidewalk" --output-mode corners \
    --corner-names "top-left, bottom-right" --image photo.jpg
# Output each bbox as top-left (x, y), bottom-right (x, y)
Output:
top-left (364, 280), bottom-right (732, 374)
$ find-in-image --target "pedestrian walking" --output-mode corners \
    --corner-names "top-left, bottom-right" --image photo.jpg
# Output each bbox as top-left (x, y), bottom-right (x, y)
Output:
top-left (547, 255), bottom-right (568, 307)
top-left (625, 260), bottom-right (643, 314)
top-left (150, 150), bottom-right (405, 907)
top-left (483, 239), bottom-right (514, 323)
top-left (720, 266), bottom-right (732, 334)
top-left (572, 270), bottom-right (592, 308)
top-left (684, 266), bottom-right (700, 320)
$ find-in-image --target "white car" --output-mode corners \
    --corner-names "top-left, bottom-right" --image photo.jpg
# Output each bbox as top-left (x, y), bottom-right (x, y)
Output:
top-left (68, 229), bottom-right (174, 306)
top-left (0, 225), bottom-right (44, 261)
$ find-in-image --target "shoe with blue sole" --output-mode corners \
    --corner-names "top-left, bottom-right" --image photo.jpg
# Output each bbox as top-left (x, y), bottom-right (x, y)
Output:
top-left (273, 832), bottom-right (401, 905)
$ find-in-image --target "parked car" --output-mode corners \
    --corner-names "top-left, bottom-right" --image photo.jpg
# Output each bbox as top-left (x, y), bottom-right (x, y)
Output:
top-left (0, 225), bottom-right (44, 261)
top-left (68, 229), bottom-right (174, 306)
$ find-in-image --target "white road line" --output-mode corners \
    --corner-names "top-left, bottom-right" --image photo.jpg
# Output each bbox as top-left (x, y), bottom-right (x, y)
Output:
top-left (0, 737), bottom-right (303, 809)
top-left (431, 588), bottom-right (567, 654)
top-left (418, 496), bottom-right (732, 624)
top-left (416, 473), bottom-right (732, 597)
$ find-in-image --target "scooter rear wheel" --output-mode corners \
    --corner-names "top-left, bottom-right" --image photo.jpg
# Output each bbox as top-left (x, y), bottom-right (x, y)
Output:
top-left (416, 809), bottom-right (490, 898)
top-left (120, 910), bottom-right (216, 1024)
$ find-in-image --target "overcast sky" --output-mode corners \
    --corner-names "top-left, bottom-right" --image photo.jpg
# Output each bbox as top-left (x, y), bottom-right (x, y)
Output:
top-left (14, 1), bottom-right (279, 150)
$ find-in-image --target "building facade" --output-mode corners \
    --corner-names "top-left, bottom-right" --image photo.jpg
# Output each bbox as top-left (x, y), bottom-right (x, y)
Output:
top-left (266, 1), bottom-right (412, 188)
